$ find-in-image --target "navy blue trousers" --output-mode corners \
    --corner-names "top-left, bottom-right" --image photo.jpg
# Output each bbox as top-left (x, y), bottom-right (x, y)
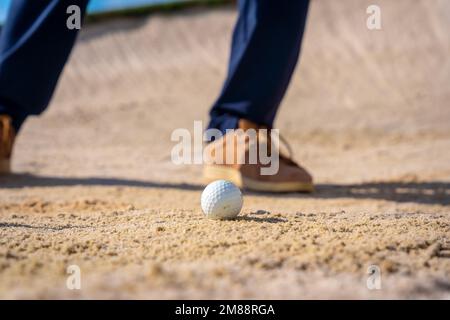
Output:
top-left (0, 0), bottom-right (309, 133)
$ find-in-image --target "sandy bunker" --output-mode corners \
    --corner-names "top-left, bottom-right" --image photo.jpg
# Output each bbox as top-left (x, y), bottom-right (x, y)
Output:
top-left (0, 0), bottom-right (449, 299)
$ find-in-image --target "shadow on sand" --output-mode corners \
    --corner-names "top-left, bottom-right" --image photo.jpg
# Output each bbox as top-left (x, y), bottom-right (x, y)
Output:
top-left (0, 174), bottom-right (449, 206)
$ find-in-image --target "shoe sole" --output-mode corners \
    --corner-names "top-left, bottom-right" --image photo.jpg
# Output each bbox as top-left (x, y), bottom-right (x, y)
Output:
top-left (203, 165), bottom-right (314, 193)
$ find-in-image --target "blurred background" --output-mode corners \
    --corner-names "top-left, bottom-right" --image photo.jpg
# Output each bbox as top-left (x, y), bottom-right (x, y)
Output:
top-left (1, 0), bottom-right (449, 184)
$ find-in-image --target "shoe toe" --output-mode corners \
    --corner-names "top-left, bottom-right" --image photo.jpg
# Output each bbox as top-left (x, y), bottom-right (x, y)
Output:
top-left (289, 164), bottom-right (313, 184)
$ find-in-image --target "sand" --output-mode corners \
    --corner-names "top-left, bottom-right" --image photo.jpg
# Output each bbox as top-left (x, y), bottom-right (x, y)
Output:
top-left (0, 0), bottom-right (449, 299)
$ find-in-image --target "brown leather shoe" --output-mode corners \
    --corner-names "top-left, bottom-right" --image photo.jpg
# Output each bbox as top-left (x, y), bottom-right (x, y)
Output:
top-left (203, 119), bottom-right (313, 192)
top-left (0, 115), bottom-right (15, 174)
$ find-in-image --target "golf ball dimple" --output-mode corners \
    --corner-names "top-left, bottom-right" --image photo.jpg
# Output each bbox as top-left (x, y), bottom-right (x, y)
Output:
top-left (201, 180), bottom-right (243, 219)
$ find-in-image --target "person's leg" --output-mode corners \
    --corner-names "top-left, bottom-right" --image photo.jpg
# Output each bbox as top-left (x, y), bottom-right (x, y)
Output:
top-left (204, 0), bottom-right (313, 192)
top-left (208, 0), bottom-right (310, 134)
top-left (0, 0), bottom-right (89, 131)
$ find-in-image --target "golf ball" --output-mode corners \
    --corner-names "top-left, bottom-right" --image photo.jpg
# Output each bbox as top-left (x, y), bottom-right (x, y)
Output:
top-left (201, 180), bottom-right (243, 219)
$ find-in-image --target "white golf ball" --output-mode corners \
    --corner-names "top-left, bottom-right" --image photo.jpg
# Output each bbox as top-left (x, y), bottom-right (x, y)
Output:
top-left (201, 180), bottom-right (243, 219)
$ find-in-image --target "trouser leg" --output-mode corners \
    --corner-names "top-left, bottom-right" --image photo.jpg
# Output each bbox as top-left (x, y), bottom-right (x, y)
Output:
top-left (208, 0), bottom-right (310, 134)
top-left (0, 0), bottom-right (89, 130)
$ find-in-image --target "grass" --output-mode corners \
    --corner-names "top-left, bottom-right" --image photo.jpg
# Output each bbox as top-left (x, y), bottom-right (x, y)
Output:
top-left (86, 0), bottom-right (234, 24)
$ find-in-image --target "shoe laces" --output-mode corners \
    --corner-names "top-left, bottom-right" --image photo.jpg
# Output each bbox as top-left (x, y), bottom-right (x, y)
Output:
top-left (258, 128), bottom-right (297, 166)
